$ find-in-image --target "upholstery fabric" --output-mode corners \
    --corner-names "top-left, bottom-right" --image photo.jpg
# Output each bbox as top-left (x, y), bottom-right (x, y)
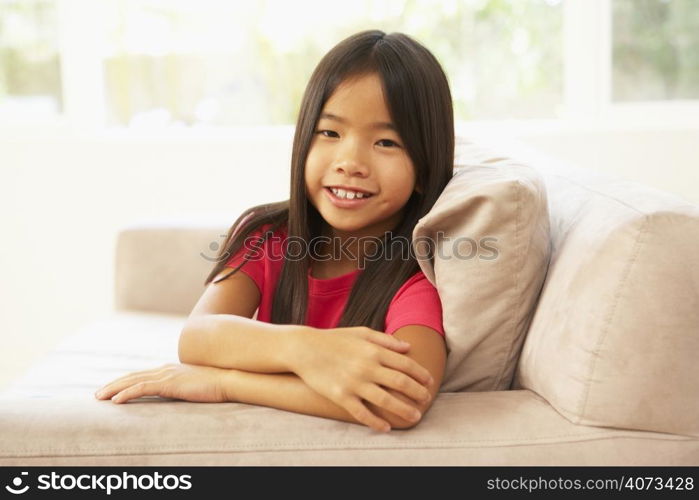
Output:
top-left (1, 312), bottom-right (696, 466)
top-left (506, 144), bottom-right (699, 438)
top-left (4, 137), bottom-right (696, 465)
top-left (413, 140), bottom-right (551, 391)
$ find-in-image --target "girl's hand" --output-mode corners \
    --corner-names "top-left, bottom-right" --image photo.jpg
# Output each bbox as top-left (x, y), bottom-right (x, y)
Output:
top-left (94, 363), bottom-right (229, 404)
top-left (290, 326), bottom-right (434, 432)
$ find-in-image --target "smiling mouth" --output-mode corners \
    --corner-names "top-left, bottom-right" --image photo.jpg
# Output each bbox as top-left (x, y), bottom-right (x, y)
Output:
top-left (324, 187), bottom-right (375, 199)
top-left (323, 187), bottom-right (376, 207)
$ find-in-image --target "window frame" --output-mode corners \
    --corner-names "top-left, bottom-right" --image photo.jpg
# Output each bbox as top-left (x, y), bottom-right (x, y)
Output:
top-left (563, 0), bottom-right (699, 127)
top-left (4, 0), bottom-right (698, 131)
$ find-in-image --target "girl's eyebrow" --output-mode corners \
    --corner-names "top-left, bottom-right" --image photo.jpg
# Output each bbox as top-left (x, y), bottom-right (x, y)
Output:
top-left (319, 112), bottom-right (397, 132)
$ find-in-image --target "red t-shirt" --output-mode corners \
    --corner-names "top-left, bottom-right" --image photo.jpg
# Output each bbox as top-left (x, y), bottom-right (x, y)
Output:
top-left (223, 222), bottom-right (444, 337)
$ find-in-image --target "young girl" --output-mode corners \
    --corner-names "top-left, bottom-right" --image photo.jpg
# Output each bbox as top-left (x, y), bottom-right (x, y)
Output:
top-left (95, 30), bottom-right (455, 433)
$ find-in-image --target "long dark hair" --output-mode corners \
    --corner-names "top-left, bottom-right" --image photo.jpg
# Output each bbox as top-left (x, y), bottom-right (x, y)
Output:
top-left (204, 30), bottom-right (454, 331)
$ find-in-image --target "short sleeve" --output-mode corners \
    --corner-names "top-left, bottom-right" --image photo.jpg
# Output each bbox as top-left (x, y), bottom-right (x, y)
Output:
top-left (223, 225), bottom-right (268, 294)
top-left (384, 272), bottom-right (445, 337)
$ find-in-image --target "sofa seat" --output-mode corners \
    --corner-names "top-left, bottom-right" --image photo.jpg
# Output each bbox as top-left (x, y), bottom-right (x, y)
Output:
top-left (1, 311), bottom-right (697, 466)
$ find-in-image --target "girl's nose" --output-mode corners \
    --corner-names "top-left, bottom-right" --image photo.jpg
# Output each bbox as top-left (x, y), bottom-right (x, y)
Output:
top-left (333, 159), bottom-right (369, 177)
top-left (333, 139), bottom-right (369, 176)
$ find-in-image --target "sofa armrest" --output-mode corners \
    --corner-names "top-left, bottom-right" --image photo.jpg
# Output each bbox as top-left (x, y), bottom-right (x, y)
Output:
top-left (114, 217), bottom-right (233, 316)
top-left (2, 389), bottom-right (697, 466)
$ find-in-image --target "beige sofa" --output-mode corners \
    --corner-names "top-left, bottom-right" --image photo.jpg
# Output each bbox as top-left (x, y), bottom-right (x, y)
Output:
top-left (1, 139), bottom-right (698, 466)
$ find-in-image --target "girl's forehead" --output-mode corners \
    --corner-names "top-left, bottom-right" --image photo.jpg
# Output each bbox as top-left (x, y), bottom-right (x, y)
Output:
top-left (322, 74), bottom-right (392, 122)
top-left (331, 72), bottom-right (384, 98)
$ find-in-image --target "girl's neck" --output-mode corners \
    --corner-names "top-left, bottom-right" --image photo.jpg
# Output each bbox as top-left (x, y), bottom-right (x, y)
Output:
top-left (311, 229), bottom-right (386, 278)
top-left (312, 228), bottom-right (362, 278)
top-left (309, 257), bottom-right (360, 280)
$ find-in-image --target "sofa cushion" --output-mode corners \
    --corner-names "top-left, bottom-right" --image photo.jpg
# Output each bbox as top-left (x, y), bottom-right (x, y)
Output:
top-left (115, 217), bottom-right (234, 316)
top-left (3, 390), bottom-right (698, 466)
top-left (491, 140), bottom-right (699, 438)
top-left (1, 312), bottom-right (697, 466)
top-left (412, 137), bottom-right (551, 392)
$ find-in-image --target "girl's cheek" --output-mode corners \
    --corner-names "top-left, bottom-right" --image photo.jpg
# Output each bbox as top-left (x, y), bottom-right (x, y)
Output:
top-left (305, 149), bottom-right (322, 167)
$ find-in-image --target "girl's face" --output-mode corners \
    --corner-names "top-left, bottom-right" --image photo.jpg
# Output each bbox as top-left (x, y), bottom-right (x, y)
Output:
top-left (305, 72), bottom-right (417, 239)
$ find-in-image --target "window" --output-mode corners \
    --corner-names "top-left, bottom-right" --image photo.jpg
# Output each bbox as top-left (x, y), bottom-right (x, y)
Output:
top-left (612, 0), bottom-right (699, 102)
top-left (2, 0), bottom-right (695, 129)
top-left (1, 0), bottom-right (564, 127)
top-left (100, 0), bottom-right (563, 127)
top-left (0, 0), bottom-right (62, 119)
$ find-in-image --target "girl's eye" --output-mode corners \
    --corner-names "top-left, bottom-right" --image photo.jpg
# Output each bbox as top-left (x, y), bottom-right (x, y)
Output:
top-left (315, 129), bottom-right (338, 138)
top-left (377, 139), bottom-right (400, 148)
top-left (314, 130), bottom-right (401, 148)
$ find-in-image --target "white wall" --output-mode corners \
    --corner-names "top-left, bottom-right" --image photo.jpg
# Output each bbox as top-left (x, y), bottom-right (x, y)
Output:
top-left (517, 123), bottom-right (699, 206)
top-left (1, 122), bottom-right (697, 390)
top-left (0, 126), bottom-right (293, 390)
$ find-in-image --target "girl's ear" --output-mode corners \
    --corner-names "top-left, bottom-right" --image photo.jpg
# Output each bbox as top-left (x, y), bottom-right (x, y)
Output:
top-left (415, 183), bottom-right (423, 195)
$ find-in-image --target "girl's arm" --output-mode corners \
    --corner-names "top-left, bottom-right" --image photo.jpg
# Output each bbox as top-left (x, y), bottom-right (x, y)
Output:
top-left (179, 267), bottom-right (298, 373)
top-left (179, 313), bottom-right (306, 373)
top-left (179, 267), bottom-right (419, 377)
top-left (220, 370), bottom-right (419, 429)
top-left (101, 313), bottom-right (442, 430)
top-left (219, 324), bottom-right (446, 431)
top-left (178, 268), bottom-right (440, 431)
top-left (179, 313), bottom-right (418, 376)
top-left (180, 313), bottom-right (436, 431)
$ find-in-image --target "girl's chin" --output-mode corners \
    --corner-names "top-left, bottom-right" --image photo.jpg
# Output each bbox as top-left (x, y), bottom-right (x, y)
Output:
top-left (316, 212), bottom-right (372, 230)
top-left (321, 220), bottom-right (369, 235)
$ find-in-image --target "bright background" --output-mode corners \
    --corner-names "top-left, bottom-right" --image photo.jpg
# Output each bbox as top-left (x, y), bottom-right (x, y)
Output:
top-left (2, 0), bottom-right (698, 389)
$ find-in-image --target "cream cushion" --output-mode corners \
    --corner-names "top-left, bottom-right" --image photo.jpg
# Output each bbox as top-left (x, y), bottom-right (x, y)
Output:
top-left (506, 143), bottom-right (699, 437)
top-left (412, 139), bottom-right (551, 392)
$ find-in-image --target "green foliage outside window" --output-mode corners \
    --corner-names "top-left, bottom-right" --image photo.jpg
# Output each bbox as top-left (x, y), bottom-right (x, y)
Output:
top-left (2, 1), bottom-right (697, 126)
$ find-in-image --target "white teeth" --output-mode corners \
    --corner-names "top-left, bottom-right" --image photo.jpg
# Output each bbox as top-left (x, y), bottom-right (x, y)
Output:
top-left (330, 187), bottom-right (371, 200)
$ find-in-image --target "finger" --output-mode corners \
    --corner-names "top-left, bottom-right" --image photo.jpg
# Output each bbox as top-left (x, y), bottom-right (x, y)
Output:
top-left (98, 366), bottom-right (166, 386)
top-left (95, 374), bottom-right (143, 395)
top-left (342, 395), bottom-right (392, 433)
top-left (95, 366), bottom-right (171, 398)
top-left (358, 383), bottom-right (422, 425)
top-left (95, 374), bottom-right (152, 399)
top-left (362, 330), bottom-right (411, 353)
top-left (111, 380), bottom-right (165, 404)
top-left (373, 367), bottom-right (431, 404)
top-left (380, 350), bottom-right (433, 387)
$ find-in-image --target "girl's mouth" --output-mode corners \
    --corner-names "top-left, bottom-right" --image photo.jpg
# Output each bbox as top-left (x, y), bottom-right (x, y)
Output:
top-left (323, 187), bottom-right (374, 209)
